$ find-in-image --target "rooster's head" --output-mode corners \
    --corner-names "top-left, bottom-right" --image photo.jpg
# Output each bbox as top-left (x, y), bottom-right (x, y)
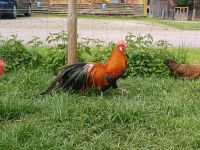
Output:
top-left (117, 40), bottom-right (127, 52)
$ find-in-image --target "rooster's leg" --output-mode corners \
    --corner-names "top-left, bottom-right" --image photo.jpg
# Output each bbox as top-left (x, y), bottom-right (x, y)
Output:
top-left (117, 88), bottom-right (128, 95)
top-left (79, 90), bottom-right (87, 96)
top-left (101, 91), bottom-right (104, 99)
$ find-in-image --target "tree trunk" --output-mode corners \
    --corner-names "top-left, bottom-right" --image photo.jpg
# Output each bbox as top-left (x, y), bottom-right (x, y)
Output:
top-left (67, 0), bottom-right (77, 65)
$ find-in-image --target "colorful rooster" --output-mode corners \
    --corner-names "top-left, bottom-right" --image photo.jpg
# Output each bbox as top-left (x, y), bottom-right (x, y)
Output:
top-left (40, 41), bottom-right (128, 95)
top-left (0, 58), bottom-right (5, 76)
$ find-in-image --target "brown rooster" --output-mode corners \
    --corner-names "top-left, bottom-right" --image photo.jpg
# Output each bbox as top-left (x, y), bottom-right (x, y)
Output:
top-left (164, 59), bottom-right (200, 80)
top-left (0, 58), bottom-right (5, 77)
top-left (39, 41), bottom-right (128, 95)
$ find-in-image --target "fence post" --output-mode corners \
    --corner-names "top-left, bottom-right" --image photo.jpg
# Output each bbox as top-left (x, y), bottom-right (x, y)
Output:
top-left (143, 0), bottom-right (147, 16)
top-left (192, 9), bottom-right (196, 21)
top-left (162, 8), bottom-right (164, 18)
top-left (67, 0), bottom-right (77, 65)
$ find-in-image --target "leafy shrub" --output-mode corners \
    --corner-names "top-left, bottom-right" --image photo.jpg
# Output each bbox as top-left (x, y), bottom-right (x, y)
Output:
top-left (42, 32), bottom-right (68, 73)
top-left (27, 32), bottom-right (67, 73)
top-left (0, 35), bottom-right (42, 71)
top-left (0, 33), bottom-right (188, 77)
top-left (77, 38), bottom-right (114, 62)
top-left (45, 48), bottom-right (66, 72)
top-left (27, 36), bottom-right (43, 48)
top-left (46, 31), bottom-right (67, 49)
top-left (125, 33), bottom-right (188, 77)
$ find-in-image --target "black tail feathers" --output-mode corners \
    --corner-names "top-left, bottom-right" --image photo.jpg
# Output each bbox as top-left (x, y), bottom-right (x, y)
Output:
top-left (39, 62), bottom-right (88, 95)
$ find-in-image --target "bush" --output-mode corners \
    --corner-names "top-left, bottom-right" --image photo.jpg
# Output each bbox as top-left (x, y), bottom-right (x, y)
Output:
top-left (0, 33), bottom-right (189, 77)
top-left (43, 32), bottom-right (67, 72)
top-left (45, 48), bottom-right (66, 73)
top-left (125, 33), bottom-right (188, 77)
top-left (0, 35), bottom-right (42, 71)
top-left (77, 38), bottom-right (114, 62)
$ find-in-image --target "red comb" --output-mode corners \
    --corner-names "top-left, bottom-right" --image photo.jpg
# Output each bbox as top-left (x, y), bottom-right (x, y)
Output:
top-left (0, 59), bottom-right (5, 67)
top-left (118, 40), bottom-right (127, 46)
top-left (0, 59), bottom-right (5, 76)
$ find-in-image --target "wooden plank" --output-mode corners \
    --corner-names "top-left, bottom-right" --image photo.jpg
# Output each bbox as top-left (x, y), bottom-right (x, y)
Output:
top-left (32, 3), bottom-right (145, 16)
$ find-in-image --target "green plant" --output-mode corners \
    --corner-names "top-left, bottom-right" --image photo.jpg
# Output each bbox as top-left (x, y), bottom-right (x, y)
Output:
top-left (27, 36), bottom-right (43, 48)
top-left (46, 31), bottom-right (68, 49)
top-left (126, 33), bottom-right (154, 50)
top-left (77, 37), bottom-right (114, 62)
top-left (154, 40), bottom-right (172, 50)
top-left (42, 31), bottom-right (68, 72)
top-left (0, 33), bottom-right (189, 78)
top-left (45, 48), bottom-right (65, 72)
top-left (0, 35), bottom-right (42, 71)
top-left (125, 33), bottom-right (188, 77)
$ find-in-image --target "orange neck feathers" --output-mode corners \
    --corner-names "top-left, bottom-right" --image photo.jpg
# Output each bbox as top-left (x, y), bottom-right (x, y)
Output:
top-left (106, 45), bottom-right (127, 76)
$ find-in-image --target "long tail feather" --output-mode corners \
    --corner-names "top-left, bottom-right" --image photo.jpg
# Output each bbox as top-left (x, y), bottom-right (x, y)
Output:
top-left (39, 63), bottom-right (88, 95)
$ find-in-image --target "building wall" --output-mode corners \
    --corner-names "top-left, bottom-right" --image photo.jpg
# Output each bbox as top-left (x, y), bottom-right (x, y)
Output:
top-left (149, 0), bottom-right (200, 20)
top-left (188, 0), bottom-right (200, 20)
top-left (194, 4), bottom-right (200, 20)
top-left (33, 0), bottom-right (147, 16)
top-left (194, 0), bottom-right (200, 6)
top-left (125, 0), bottom-right (144, 4)
top-left (149, 0), bottom-right (174, 19)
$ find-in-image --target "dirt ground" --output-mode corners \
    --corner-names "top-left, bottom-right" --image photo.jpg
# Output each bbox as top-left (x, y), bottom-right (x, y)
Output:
top-left (0, 16), bottom-right (200, 48)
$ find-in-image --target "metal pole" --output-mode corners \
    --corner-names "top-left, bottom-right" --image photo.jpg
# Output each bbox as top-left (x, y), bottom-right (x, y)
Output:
top-left (67, 0), bottom-right (77, 64)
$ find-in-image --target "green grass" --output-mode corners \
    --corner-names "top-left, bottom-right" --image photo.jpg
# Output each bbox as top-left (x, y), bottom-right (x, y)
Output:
top-left (184, 48), bottom-right (200, 64)
top-left (169, 48), bottom-right (200, 64)
top-left (144, 18), bottom-right (200, 30)
top-left (1, 68), bottom-right (200, 149)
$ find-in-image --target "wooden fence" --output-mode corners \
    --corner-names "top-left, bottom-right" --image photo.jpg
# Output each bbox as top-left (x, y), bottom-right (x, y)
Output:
top-left (174, 7), bottom-right (189, 21)
top-left (194, 0), bottom-right (200, 6)
top-left (50, 0), bottom-right (109, 3)
top-left (194, 6), bottom-right (200, 20)
top-left (32, 3), bottom-right (145, 16)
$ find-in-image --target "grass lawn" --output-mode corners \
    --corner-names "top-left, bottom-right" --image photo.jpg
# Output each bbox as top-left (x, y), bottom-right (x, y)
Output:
top-left (169, 48), bottom-right (200, 64)
top-left (1, 68), bottom-right (200, 149)
top-left (143, 18), bottom-right (200, 30)
top-left (183, 48), bottom-right (200, 63)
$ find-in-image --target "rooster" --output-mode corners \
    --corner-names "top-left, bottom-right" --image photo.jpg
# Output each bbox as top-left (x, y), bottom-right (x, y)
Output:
top-left (0, 58), bottom-right (5, 76)
top-left (164, 59), bottom-right (200, 80)
top-left (39, 41), bottom-right (128, 96)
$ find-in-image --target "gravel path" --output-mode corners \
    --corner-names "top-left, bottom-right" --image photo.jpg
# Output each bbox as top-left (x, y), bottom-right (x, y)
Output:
top-left (0, 16), bottom-right (200, 48)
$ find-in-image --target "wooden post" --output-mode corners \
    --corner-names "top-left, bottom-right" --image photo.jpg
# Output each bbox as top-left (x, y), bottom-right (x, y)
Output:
top-left (192, 9), bottom-right (196, 21)
top-left (143, 0), bottom-right (147, 16)
top-left (67, 0), bottom-right (77, 64)
top-left (48, 0), bottom-right (51, 14)
top-left (161, 8), bottom-right (164, 18)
